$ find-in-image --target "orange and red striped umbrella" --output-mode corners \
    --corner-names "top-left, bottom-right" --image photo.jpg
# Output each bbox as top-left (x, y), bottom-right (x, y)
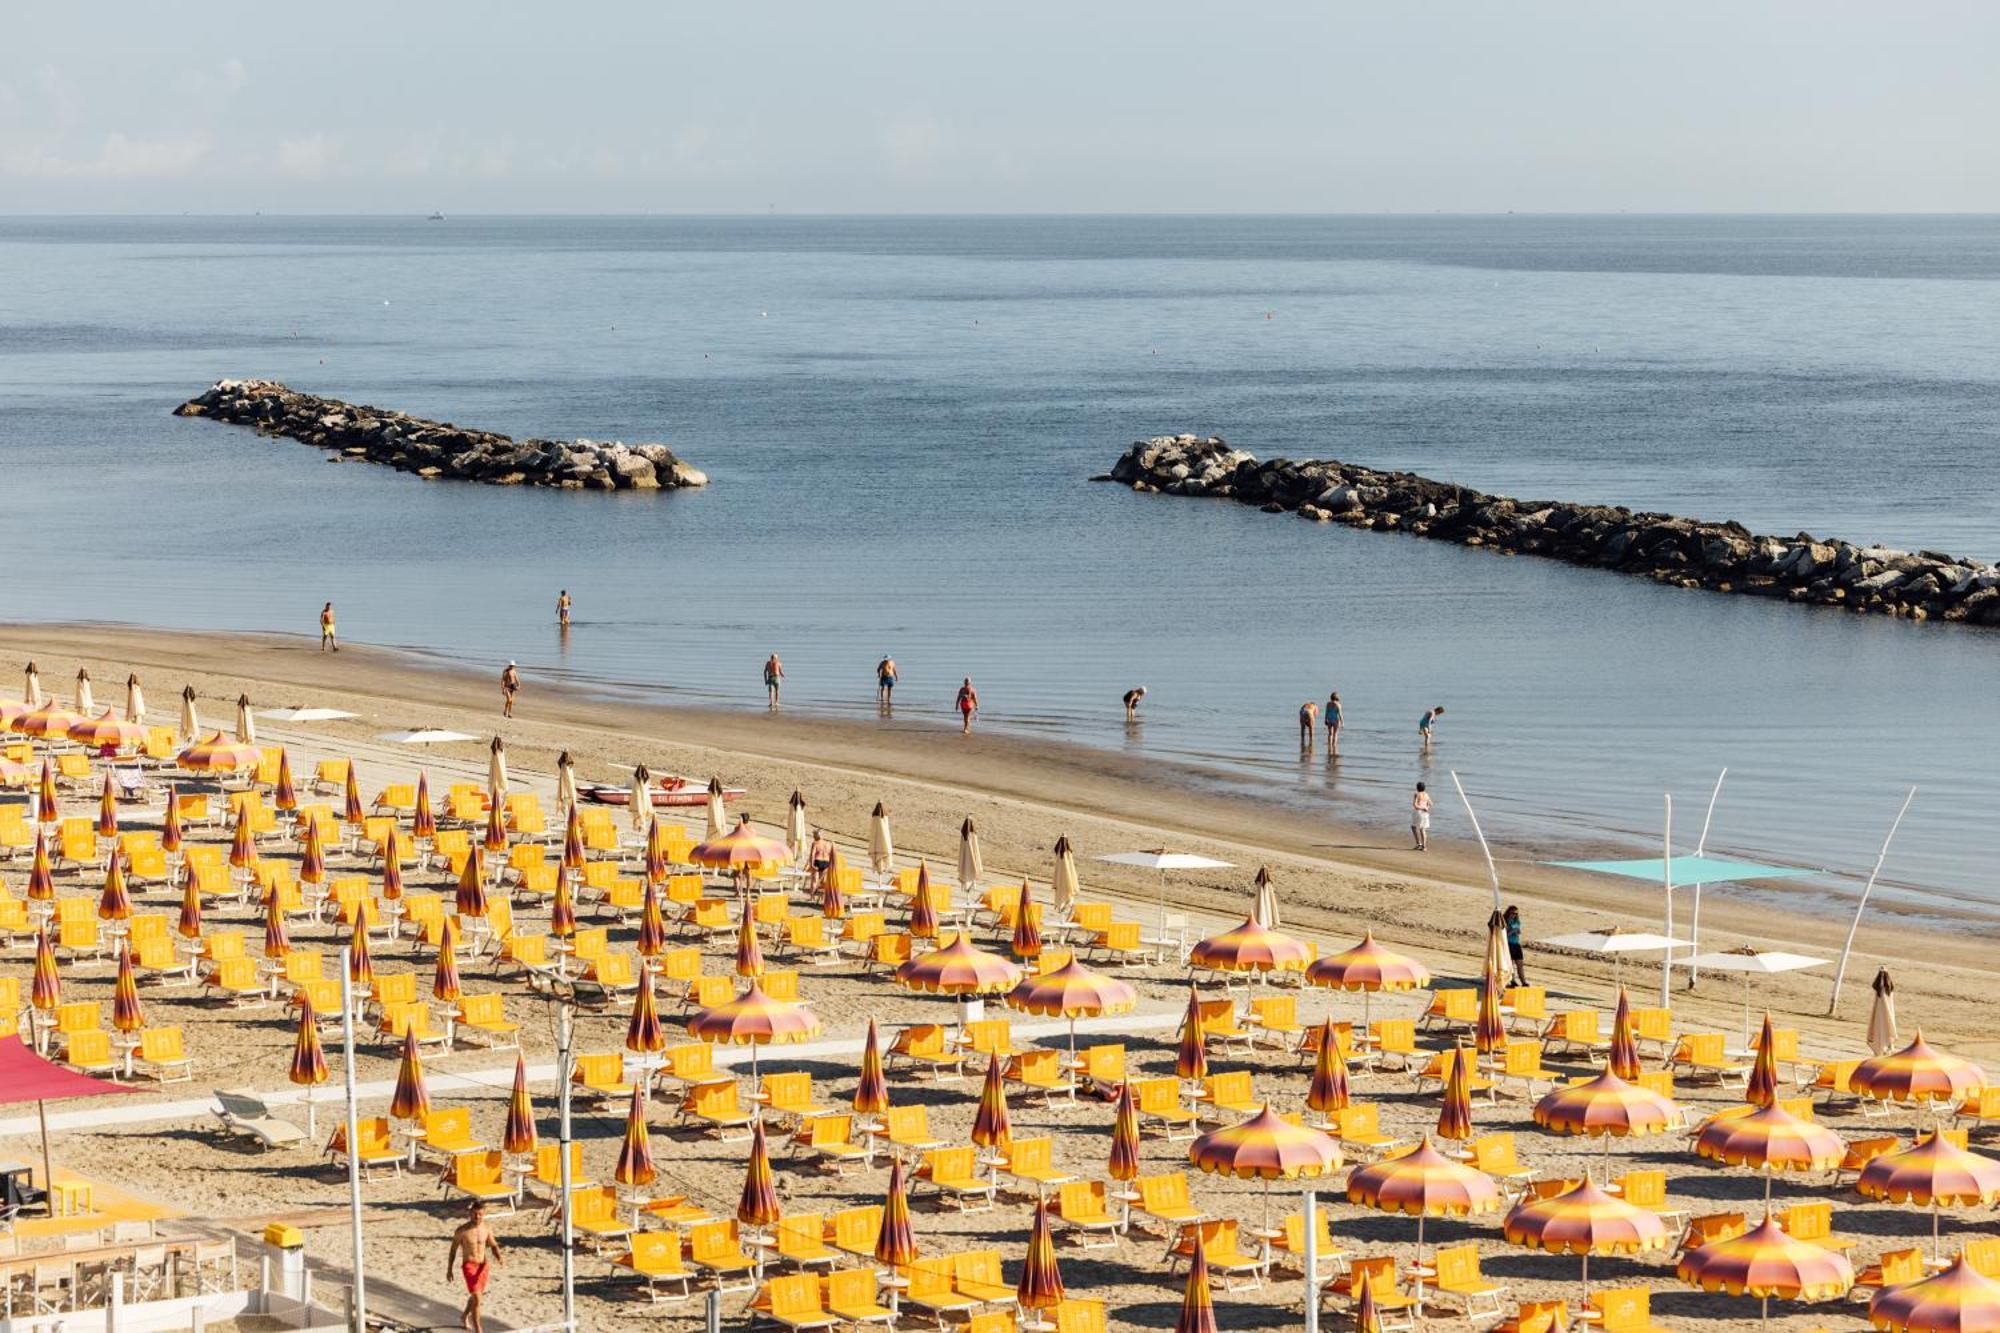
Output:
top-left (17, 701), bottom-right (85, 739)
top-left (1693, 1102), bottom-right (1845, 1184)
top-left (1504, 1176), bottom-right (1670, 1297)
top-left (342, 762), bottom-right (366, 826)
top-left (626, 963), bottom-right (665, 1054)
top-left (1870, 1254), bottom-right (2000, 1333)
top-left (1005, 958), bottom-right (1136, 1020)
top-left (1676, 1214), bottom-right (1854, 1311)
top-left (560, 803), bottom-right (584, 869)
top-left (503, 1054), bottom-right (538, 1155)
top-left (1746, 1014), bottom-right (1782, 1108)
top-left (550, 867), bottom-right (576, 939)
top-left (229, 802), bottom-right (257, 871)
top-left (1196, 1105), bottom-right (1343, 1182)
top-left (1110, 1080), bottom-right (1141, 1182)
top-left (389, 1028), bottom-right (429, 1120)
top-left (1437, 1048), bottom-right (1476, 1143)
top-left (1305, 932), bottom-right (1431, 992)
top-left (1477, 913), bottom-right (1508, 1056)
top-left (908, 862), bottom-right (939, 939)
top-left (689, 983), bottom-right (820, 1082)
top-left (1176, 984), bottom-right (1208, 1082)
top-left (177, 874), bottom-right (202, 938)
top-left (97, 773), bottom-right (119, 838)
top-left (1308, 1020), bottom-right (1351, 1115)
top-left (1016, 1199), bottom-right (1065, 1311)
top-left (1176, 1226), bottom-right (1218, 1333)
top-left (735, 912), bottom-right (765, 979)
top-left (178, 732), bottom-right (259, 774)
top-left (160, 787), bottom-right (182, 853)
top-left (290, 998), bottom-right (328, 1086)
top-left (643, 816), bottom-right (669, 885)
top-left (35, 759), bottom-right (58, 823)
top-left (1011, 882), bottom-right (1042, 960)
top-left (1609, 988), bottom-right (1643, 1081)
top-left (263, 894), bottom-right (290, 958)
top-left (1535, 1070), bottom-right (1676, 1142)
top-left (636, 882), bottom-right (666, 958)
top-left (854, 1018), bottom-right (889, 1115)
top-left (737, 1118), bottom-right (781, 1228)
top-left (380, 827), bottom-right (404, 900)
top-left (412, 772), bottom-right (436, 842)
top-left (1355, 1270), bottom-right (1384, 1333)
top-left (1859, 1132), bottom-right (2000, 1262)
top-left (821, 850), bottom-right (845, 920)
top-left (1853, 1033), bottom-right (1987, 1107)
top-left (972, 1052), bottom-right (1012, 1149)
top-left (690, 814), bottom-right (790, 870)
top-left (1348, 1136), bottom-right (1494, 1216)
top-left (896, 933), bottom-right (1023, 995)
top-left (876, 1156), bottom-right (917, 1269)
top-left (432, 921), bottom-right (462, 1002)
top-left (97, 852), bottom-right (133, 921)
top-left (299, 816), bottom-right (327, 887)
top-left (455, 847), bottom-right (488, 918)
top-left (31, 927), bottom-right (60, 1010)
top-left (348, 916), bottom-right (374, 987)
top-left (72, 709), bottom-right (145, 751)
top-left (112, 943), bottom-right (146, 1033)
top-left (614, 1084), bottom-right (655, 1187)
top-left (1190, 914), bottom-right (1312, 975)
top-left (272, 749), bottom-right (298, 812)
top-left (482, 797), bottom-right (508, 854)
top-left (26, 826), bottom-right (55, 900)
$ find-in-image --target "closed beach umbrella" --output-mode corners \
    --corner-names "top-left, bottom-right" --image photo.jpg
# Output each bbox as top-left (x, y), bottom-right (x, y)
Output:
top-left (1503, 1176), bottom-right (1669, 1303)
top-left (73, 670), bottom-right (93, 715)
top-left (1746, 1014), bottom-right (1782, 1108)
top-left (390, 1029), bottom-right (430, 1121)
top-left (125, 673), bottom-right (144, 725)
top-left (412, 772), bottom-right (436, 842)
top-left (177, 875), bottom-right (203, 939)
top-left (1190, 915), bottom-right (1311, 977)
top-left (896, 933), bottom-right (1022, 995)
top-left (432, 921), bottom-right (461, 1002)
top-left (1608, 988), bottom-right (1642, 1082)
top-left (643, 816), bottom-right (669, 884)
top-left (958, 817), bottom-right (982, 895)
top-left (735, 913), bottom-right (765, 979)
top-left (1016, 1199), bottom-right (1065, 1312)
top-left (272, 750), bottom-right (298, 812)
top-left (705, 777), bottom-right (726, 840)
top-left (688, 982), bottom-right (822, 1081)
top-left (1252, 865), bottom-right (1280, 929)
top-left (1478, 913), bottom-right (1509, 1057)
top-left (348, 917), bottom-right (373, 986)
top-left (629, 765), bottom-right (652, 832)
top-left (27, 826), bottom-right (56, 900)
top-left (112, 944), bottom-right (145, 1032)
top-left (1308, 1020), bottom-right (1351, 1117)
top-left (482, 797), bottom-right (507, 854)
top-left (614, 1085), bottom-right (654, 1187)
top-left (786, 791), bottom-right (807, 864)
top-left (1691, 1101), bottom-right (1845, 1200)
top-left (1005, 957), bottom-right (1136, 1065)
top-left (1870, 969), bottom-right (1901, 1057)
top-left (342, 762), bottom-right (365, 827)
top-left (97, 853), bottom-right (132, 921)
top-left (1011, 882), bottom-right (1042, 960)
top-left (1307, 932), bottom-right (1432, 1036)
top-left (1354, 1273), bottom-right (1384, 1333)
top-left (178, 684), bottom-right (197, 742)
top-left (821, 850), bottom-right (845, 919)
top-left (455, 847), bottom-right (488, 918)
top-left (1870, 1254), bottom-right (2000, 1333)
top-left (550, 867), bottom-right (576, 938)
top-left (263, 894), bottom-right (290, 958)
top-left (554, 752), bottom-right (577, 812)
top-left (1176, 985), bottom-right (1209, 1082)
top-left (870, 802), bottom-right (894, 875)
top-left (503, 1054), bottom-right (537, 1155)
top-left (1858, 1132), bottom-right (2000, 1264)
top-left (160, 787), bottom-right (182, 855)
top-left (234, 694), bottom-right (254, 744)
top-left (1050, 836), bottom-right (1081, 918)
top-left (229, 802), bottom-right (257, 871)
top-left (625, 963), bottom-right (665, 1054)
top-left (1437, 1047), bottom-right (1476, 1143)
top-left (560, 804), bottom-right (584, 870)
top-left (972, 1052), bottom-right (1011, 1149)
top-left (299, 816), bottom-right (327, 888)
top-left (1110, 1080), bottom-right (1142, 1181)
top-left (909, 862), bottom-right (940, 939)
top-left (35, 759), bottom-right (57, 823)
top-left (96, 774), bottom-right (118, 838)
top-left (738, 1119), bottom-right (780, 1229)
top-left (854, 1018), bottom-right (889, 1116)
top-left (290, 997), bottom-right (329, 1136)
top-left (380, 827), bottom-right (404, 900)
top-left (1852, 1033), bottom-right (1986, 1107)
top-left (636, 881), bottom-right (666, 957)
top-left (487, 737), bottom-right (507, 804)
top-left (1677, 1215), bottom-right (1854, 1325)
top-left (1196, 1104), bottom-right (1342, 1229)
top-left (31, 927), bottom-right (61, 1010)
top-left (24, 662), bottom-right (41, 708)
top-left (876, 1156), bottom-right (917, 1269)
top-left (1176, 1228), bottom-right (1219, 1333)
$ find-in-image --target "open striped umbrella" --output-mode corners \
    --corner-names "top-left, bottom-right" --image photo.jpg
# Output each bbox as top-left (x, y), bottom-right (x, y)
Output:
top-left (644, 816), bottom-right (669, 884)
top-left (482, 796), bottom-right (508, 854)
top-left (735, 913), bottom-right (765, 978)
top-left (263, 895), bottom-right (290, 958)
top-left (380, 827), bottom-right (404, 900)
top-left (1504, 1176), bottom-right (1669, 1303)
top-left (1693, 1101), bottom-right (1845, 1198)
top-left (348, 917), bottom-right (373, 987)
top-left (0, 700), bottom-right (26, 733)
top-left (97, 853), bottom-right (133, 921)
top-left (1535, 1068), bottom-right (1676, 1156)
top-left (342, 762), bottom-right (365, 827)
top-left (1110, 1080), bottom-right (1142, 1181)
top-left (958, 817), bottom-right (983, 895)
top-left (412, 772), bottom-right (436, 842)
top-left (178, 732), bottom-right (259, 774)
top-left (390, 1029), bottom-right (430, 1121)
top-left (560, 803), bottom-right (584, 869)
top-left (1005, 957), bottom-right (1136, 1065)
top-left (691, 814), bottom-right (790, 872)
top-left (229, 803), bottom-right (257, 871)
top-left (1348, 1135), bottom-right (1498, 1311)
top-left (177, 875), bottom-right (203, 938)
top-left (35, 759), bottom-right (58, 823)
top-left (1438, 1046), bottom-right (1476, 1142)
top-left (290, 997), bottom-right (329, 1136)
top-left (636, 882), bottom-right (667, 957)
top-left (550, 867), bottom-right (576, 938)
top-left (972, 1052), bottom-right (1012, 1149)
top-left (870, 803), bottom-right (894, 875)
top-left (16, 701), bottom-right (85, 739)
top-left (1871, 1254), bottom-right (2000, 1333)
top-left (1176, 1225), bottom-right (1219, 1333)
top-left (455, 847), bottom-right (488, 918)
top-left (1011, 882), bottom-right (1041, 960)
top-left (1747, 1014), bottom-right (1782, 1108)
top-left (738, 1118), bottom-right (780, 1228)
top-left (1677, 1215), bottom-right (1854, 1325)
top-left (1306, 932), bottom-right (1432, 1035)
top-left (1176, 985), bottom-right (1209, 1082)
top-left (1477, 912), bottom-right (1508, 1056)
top-left (161, 787), bottom-right (182, 854)
top-left (877, 1156), bottom-right (917, 1269)
top-left (1017, 1199), bottom-right (1065, 1312)
top-left (112, 944), bottom-right (145, 1032)
top-left (503, 1054), bottom-right (538, 1155)
top-left (909, 862), bottom-right (940, 940)
top-left (73, 709), bottom-right (145, 753)
top-left (432, 921), bottom-right (461, 1002)
top-left (626, 963), bottom-right (665, 1054)
top-left (1196, 1105), bottom-right (1343, 1229)
top-left (1308, 1020), bottom-right (1351, 1118)
top-left (1852, 1033), bottom-right (1987, 1107)
top-left (688, 982), bottom-right (822, 1081)
top-left (31, 927), bottom-right (60, 1010)
top-left (614, 1085), bottom-right (655, 1187)
top-left (272, 750), bottom-right (298, 812)
top-left (854, 1018), bottom-right (889, 1116)
top-left (1190, 915), bottom-right (1312, 976)
top-left (1609, 988), bottom-right (1642, 1081)
top-left (821, 850), bottom-right (845, 919)
top-left (299, 816), bottom-right (327, 888)
top-left (96, 773), bottom-right (119, 837)
top-left (1858, 1132), bottom-right (2000, 1264)
top-left (896, 933), bottom-right (1022, 995)
top-left (26, 826), bottom-right (54, 900)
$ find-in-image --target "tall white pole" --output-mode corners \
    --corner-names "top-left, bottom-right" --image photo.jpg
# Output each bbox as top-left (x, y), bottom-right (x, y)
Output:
top-left (1828, 787), bottom-right (1917, 1016)
top-left (1661, 795), bottom-right (1674, 1010)
top-left (1449, 772), bottom-right (1502, 911)
top-left (1303, 1189), bottom-right (1320, 1333)
top-left (1688, 769), bottom-right (1727, 988)
top-left (338, 946), bottom-right (366, 1332)
top-left (557, 999), bottom-right (577, 1332)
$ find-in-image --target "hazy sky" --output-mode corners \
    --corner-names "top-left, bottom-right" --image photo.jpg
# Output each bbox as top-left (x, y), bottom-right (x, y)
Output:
top-left (4, 2), bottom-right (1994, 214)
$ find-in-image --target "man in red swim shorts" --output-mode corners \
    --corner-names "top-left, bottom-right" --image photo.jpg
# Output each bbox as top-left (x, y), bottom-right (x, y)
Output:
top-left (446, 1200), bottom-right (504, 1331)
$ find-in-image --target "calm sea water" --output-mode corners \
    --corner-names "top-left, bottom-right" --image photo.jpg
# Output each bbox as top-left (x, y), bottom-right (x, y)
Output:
top-left (3, 216), bottom-right (1997, 918)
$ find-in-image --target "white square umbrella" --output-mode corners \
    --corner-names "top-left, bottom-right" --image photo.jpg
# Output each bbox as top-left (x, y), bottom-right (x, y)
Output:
top-left (1095, 849), bottom-right (1233, 934)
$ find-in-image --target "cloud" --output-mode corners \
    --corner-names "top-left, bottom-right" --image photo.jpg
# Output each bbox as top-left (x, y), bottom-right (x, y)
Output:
top-left (0, 131), bottom-right (211, 180)
top-left (274, 132), bottom-right (341, 180)
top-left (881, 114), bottom-right (948, 176)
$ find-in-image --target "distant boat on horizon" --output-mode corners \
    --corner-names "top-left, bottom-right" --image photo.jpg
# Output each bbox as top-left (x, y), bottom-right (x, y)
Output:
top-left (427, 211), bottom-right (446, 222)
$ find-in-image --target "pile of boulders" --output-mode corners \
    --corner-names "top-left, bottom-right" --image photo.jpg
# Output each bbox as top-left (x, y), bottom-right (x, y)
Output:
top-left (174, 380), bottom-right (708, 492)
top-left (1104, 434), bottom-right (2000, 625)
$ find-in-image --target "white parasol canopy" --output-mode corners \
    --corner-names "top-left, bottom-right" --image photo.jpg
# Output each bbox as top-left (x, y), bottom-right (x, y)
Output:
top-left (1096, 848), bottom-right (1232, 933)
top-left (260, 706), bottom-right (359, 723)
top-left (1681, 947), bottom-right (1828, 1045)
top-left (378, 729), bottom-right (479, 745)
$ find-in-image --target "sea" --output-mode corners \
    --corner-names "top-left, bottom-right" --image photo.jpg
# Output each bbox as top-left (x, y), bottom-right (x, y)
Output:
top-left (2, 215), bottom-right (1996, 924)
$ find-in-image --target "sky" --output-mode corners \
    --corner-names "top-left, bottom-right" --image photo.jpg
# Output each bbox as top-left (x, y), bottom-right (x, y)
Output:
top-left (2, 2), bottom-right (1995, 214)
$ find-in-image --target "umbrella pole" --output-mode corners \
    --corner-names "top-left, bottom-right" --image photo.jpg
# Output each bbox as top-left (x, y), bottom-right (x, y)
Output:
top-left (1414, 1213), bottom-right (1427, 1317)
top-left (37, 1100), bottom-right (51, 1204)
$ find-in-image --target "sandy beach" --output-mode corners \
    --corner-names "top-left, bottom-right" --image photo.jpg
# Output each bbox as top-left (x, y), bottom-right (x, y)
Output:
top-left (4, 619), bottom-right (1997, 1332)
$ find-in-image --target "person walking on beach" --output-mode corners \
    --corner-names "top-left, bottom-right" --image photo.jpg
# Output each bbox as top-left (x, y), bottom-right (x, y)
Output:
top-left (876, 655), bottom-right (898, 706)
top-left (1324, 691), bottom-right (1343, 756)
top-left (806, 827), bottom-right (834, 892)
top-left (319, 602), bottom-right (338, 652)
top-left (1503, 904), bottom-right (1528, 985)
top-left (1123, 686), bottom-right (1147, 722)
top-left (446, 1201), bottom-right (505, 1333)
top-left (556, 589), bottom-right (571, 628)
top-left (956, 678), bottom-right (979, 733)
top-left (1411, 781), bottom-right (1432, 851)
top-left (1298, 700), bottom-right (1318, 751)
top-left (764, 653), bottom-right (785, 709)
top-left (500, 662), bottom-right (520, 718)
top-left (1419, 705), bottom-right (1445, 753)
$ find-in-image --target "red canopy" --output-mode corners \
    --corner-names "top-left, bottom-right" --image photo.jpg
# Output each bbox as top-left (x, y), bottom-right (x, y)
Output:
top-left (0, 1035), bottom-right (135, 1104)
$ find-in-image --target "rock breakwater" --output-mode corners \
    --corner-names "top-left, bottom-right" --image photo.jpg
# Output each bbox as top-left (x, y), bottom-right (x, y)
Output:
top-left (174, 380), bottom-right (708, 492)
top-left (1106, 434), bottom-right (2000, 625)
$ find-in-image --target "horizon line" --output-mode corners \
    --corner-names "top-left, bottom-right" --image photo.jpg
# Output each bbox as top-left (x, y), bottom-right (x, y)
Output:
top-left (5, 209), bottom-right (2000, 221)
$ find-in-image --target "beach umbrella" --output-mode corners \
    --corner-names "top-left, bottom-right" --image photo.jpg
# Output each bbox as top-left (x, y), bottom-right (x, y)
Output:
top-left (160, 786), bottom-right (182, 855)
top-left (432, 921), bottom-right (461, 1002)
top-left (1051, 836), bottom-right (1079, 918)
top-left (1870, 969), bottom-right (1901, 1057)
top-left (560, 803), bottom-right (584, 870)
top-left (705, 777), bottom-right (726, 840)
top-left (629, 765), bottom-right (652, 832)
top-left (179, 732), bottom-right (260, 775)
top-left (958, 817), bottom-right (983, 895)
top-left (1677, 1214), bottom-right (1854, 1325)
top-left (636, 881), bottom-right (666, 957)
top-left (1176, 985), bottom-right (1209, 1082)
top-left (1306, 932), bottom-right (1432, 1036)
top-left (112, 944), bottom-right (145, 1033)
top-left (691, 813), bottom-right (790, 874)
top-left (24, 662), bottom-right (41, 708)
top-left (687, 982), bottom-right (822, 1081)
top-left (1011, 882), bottom-right (1042, 960)
top-left (17, 700), bottom-right (84, 740)
top-left (412, 772), bottom-right (437, 842)
top-left (614, 1085), bottom-right (654, 1187)
top-left (455, 846), bottom-right (488, 918)
top-left (1354, 1271), bottom-right (1385, 1333)
top-left (503, 1055), bottom-right (538, 1155)
top-left (735, 912), bottom-right (765, 979)
top-left (290, 997), bottom-right (329, 1136)
top-left (1437, 1046), bottom-right (1476, 1143)
top-left (390, 1029), bottom-right (430, 1121)
top-left (31, 928), bottom-right (60, 1011)
top-left (1535, 1067), bottom-right (1676, 1159)
top-left (821, 850), bottom-right (845, 919)
top-left (263, 895), bottom-right (291, 958)
top-left (1870, 1253), bottom-right (2000, 1333)
top-left (487, 737), bottom-right (507, 804)
top-left (1005, 957), bottom-right (1136, 1065)
top-left (1347, 1138), bottom-right (1499, 1272)
top-left (299, 816), bottom-right (327, 888)
top-left (125, 674), bottom-right (144, 724)
top-left (1176, 1228), bottom-right (1218, 1333)
top-left (1016, 1199), bottom-right (1065, 1313)
top-left (909, 861), bottom-right (940, 940)
top-left (1194, 1105), bottom-right (1342, 1230)
top-left (176, 875), bottom-right (202, 938)
top-left (272, 750), bottom-right (298, 812)
top-left (1858, 1132), bottom-right (2000, 1264)
top-left (72, 709), bottom-right (144, 752)
top-left (233, 694), bottom-right (254, 743)
top-left (1189, 914), bottom-right (1312, 978)
top-left (347, 917), bottom-right (373, 987)
top-left (1503, 1176), bottom-right (1669, 1304)
top-left (97, 852), bottom-right (132, 921)
top-left (1607, 988), bottom-right (1643, 1081)
top-left (738, 1118), bottom-right (780, 1229)
top-left (481, 796), bottom-right (508, 854)
top-left (95, 773), bottom-right (119, 837)
top-left (1852, 1033), bottom-right (1987, 1109)
top-left (786, 791), bottom-right (808, 864)
top-left (0, 755), bottom-right (27, 786)
top-left (643, 815), bottom-right (669, 884)
top-left (380, 827), bottom-right (404, 900)
top-left (625, 963), bottom-right (665, 1055)
top-left (34, 759), bottom-right (56, 823)
top-left (1692, 1101), bottom-right (1845, 1200)
top-left (0, 699), bottom-right (24, 734)
top-left (972, 1052), bottom-right (1012, 1149)
top-left (228, 801), bottom-right (257, 871)
top-left (554, 752), bottom-right (577, 812)
top-left (1110, 1080), bottom-right (1142, 1181)
top-left (854, 1018), bottom-right (889, 1116)
top-left (26, 826), bottom-right (55, 900)
top-left (1095, 848), bottom-right (1233, 933)
top-left (1251, 865), bottom-right (1280, 929)
top-left (74, 670), bottom-right (92, 716)
top-left (876, 1156), bottom-right (917, 1270)
top-left (1746, 1014), bottom-right (1782, 1108)
top-left (1477, 911), bottom-right (1509, 1056)
top-left (378, 729), bottom-right (480, 746)
top-left (550, 867), bottom-right (576, 938)
top-left (177, 685), bottom-right (197, 742)
top-left (896, 933), bottom-right (1022, 996)
top-left (869, 802), bottom-right (895, 875)
top-left (1307, 1020), bottom-right (1352, 1118)
top-left (341, 762), bottom-right (365, 827)
top-left (1683, 946), bottom-right (1830, 1046)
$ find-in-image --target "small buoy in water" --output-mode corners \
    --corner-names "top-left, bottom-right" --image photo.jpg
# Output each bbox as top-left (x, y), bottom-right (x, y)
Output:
top-left (760, 311), bottom-right (768, 318)
top-left (382, 300), bottom-right (390, 306)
